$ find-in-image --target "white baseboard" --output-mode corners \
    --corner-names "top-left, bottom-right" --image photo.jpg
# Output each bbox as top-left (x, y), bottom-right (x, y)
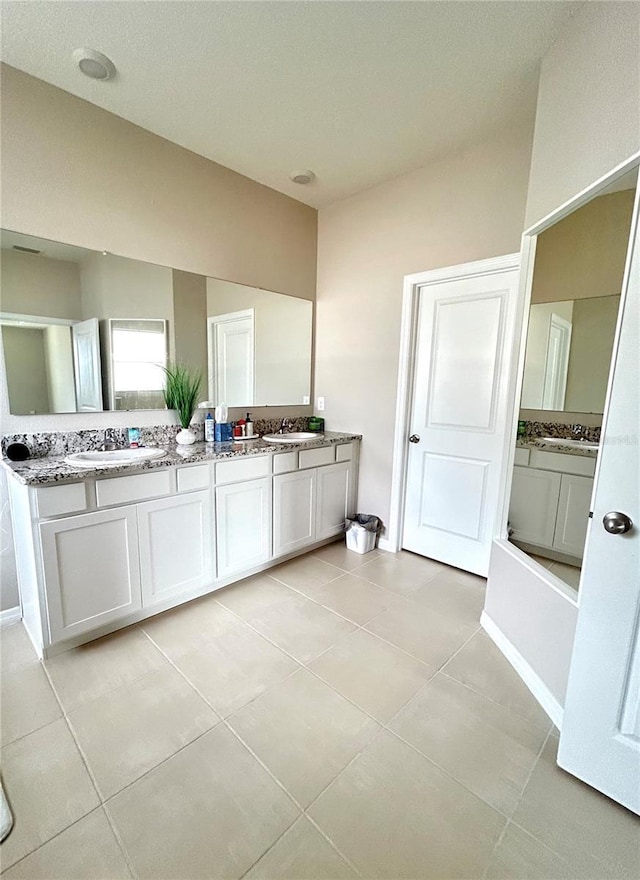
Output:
top-left (377, 537), bottom-right (397, 553)
top-left (0, 606), bottom-right (22, 627)
top-left (481, 611), bottom-right (563, 730)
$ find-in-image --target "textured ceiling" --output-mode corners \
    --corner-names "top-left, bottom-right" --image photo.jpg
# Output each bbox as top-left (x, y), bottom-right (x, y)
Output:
top-left (0, 1), bottom-right (579, 208)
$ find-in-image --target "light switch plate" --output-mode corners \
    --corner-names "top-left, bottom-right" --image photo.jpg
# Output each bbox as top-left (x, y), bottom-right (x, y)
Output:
top-left (303, 395), bottom-right (310, 405)
top-left (317, 397), bottom-right (325, 411)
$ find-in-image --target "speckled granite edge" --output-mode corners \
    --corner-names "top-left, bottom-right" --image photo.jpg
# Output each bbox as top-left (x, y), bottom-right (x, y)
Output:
top-left (516, 438), bottom-right (598, 459)
top-left (521, 421), bottom-right (601, 443)
top-left (1, 431), bottom-right (361, 487)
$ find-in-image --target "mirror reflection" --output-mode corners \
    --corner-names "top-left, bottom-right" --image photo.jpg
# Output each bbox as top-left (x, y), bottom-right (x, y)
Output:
top-left (0, 230), bottom-right (312, 414)
top-left (508, 168), bottom-right (637, 593)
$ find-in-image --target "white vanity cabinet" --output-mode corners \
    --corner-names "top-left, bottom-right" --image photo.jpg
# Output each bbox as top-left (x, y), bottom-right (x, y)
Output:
top-left (39, 505), bottom-right (142, 643)
top-left (509, 449), bottom-right (595, 560)
top-left (273, 469), bottom-right (316, 556)
top-left (216, 477), bottom-right (271, 577)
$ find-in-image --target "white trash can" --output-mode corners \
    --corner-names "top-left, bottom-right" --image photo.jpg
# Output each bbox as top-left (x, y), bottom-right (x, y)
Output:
top-left (344, 515), bottom-right (381, 554)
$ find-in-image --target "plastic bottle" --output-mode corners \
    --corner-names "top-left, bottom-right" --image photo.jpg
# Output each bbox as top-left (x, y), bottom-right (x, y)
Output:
top-left (245, 413), bottom-right (254, 437)
top-left (205, 412), bottom-right (215, 442)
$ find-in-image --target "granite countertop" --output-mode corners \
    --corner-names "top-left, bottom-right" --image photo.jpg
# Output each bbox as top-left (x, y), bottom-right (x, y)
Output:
top-left (1, 431), bottom-right (362, 487)
top-left (516, 437), bottom-right (599, 459)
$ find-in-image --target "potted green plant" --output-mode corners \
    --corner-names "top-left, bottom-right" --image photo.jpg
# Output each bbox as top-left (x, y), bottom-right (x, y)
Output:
top-left (162, 363), bottom-right (203, 445)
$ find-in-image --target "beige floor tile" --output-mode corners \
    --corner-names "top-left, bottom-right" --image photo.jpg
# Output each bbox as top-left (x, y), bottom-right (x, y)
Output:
top-left (1, 663), bottom-right (62, 746)
top-left (140, 593), bottom-right (240, 658)
top-left (44, 626), bottom-right (168, 712)
top-left (311, 540), bottom-right (381, 572)
top-left (214, 573), bottom-right (298, 620)
top-left (364, 597), bottom-right (477, 667)
top-left (310, 628), bottom-right (433, 723)
top-left (244, 817), bottom-right (357, 880)
top-left (389, 673), bottom-right (548, 815)
top-left (248, 595), bottom-right (356, 664)
top-left (171, 621), bottom-right (299, 718)
top-left (228, 669), bottom-right (380, 807)
top-left (356, 551), bottom-right (445, 597)
top-left (442, 631), bottom-right (553, 728)
top-left (548, 561), bottom-right (582, 590)
top-left (268, 555), bottom-right (344, 596)
top-left (485, 822), bottom-right (610, 880)
top-left (107, 725), bottom-right (299, 880)
top-left (1, 807), bottom-right (132, 879)
top-left (0, 624), bottom-right (37, 676)
top-left (409, 565), bottom-right (486, 627)
top-left (0, 718), bottom-right (100, 870)
top-left (310, 573), bottom-right (400, 624)
top-left (309, 730), bottom-right (505, 879)
top-left (513, 737), bottom-right (640, 877)
top-left (67, 665), bottom-right (218, 799)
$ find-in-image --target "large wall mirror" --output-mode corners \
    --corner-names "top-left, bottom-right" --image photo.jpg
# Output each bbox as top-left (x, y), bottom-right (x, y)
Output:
top-left (508, 168), bottom-right (637, 592)
top-left (0, 230), bottom-right (312, 414)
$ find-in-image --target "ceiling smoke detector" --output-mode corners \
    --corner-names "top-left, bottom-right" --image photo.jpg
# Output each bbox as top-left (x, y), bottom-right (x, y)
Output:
top-left (72, 48), bottom-right (116, 81)
top-left (290, 170), bottom-right (315, 185)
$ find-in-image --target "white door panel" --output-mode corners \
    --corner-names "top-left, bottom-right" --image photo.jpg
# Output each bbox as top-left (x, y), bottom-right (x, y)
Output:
top-left (558, 192), bottom-right (640, 814)
top-left (403, 261), bottom-right (520, 576)
top-left (71, 318), bottom-right (103, 412)
top-left (208, 310), bottom-right (254, 406)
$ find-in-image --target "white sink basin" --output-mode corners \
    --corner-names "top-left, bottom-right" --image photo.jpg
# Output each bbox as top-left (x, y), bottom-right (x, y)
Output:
top-left (65, 448), bottom-right (167, 468)
top-left (262, 432), bottom-right (324, 444)
top-left (540, 437), bottom-right (599, 451)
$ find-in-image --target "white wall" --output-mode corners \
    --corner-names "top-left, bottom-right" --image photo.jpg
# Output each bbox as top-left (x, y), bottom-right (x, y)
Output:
top-left (315, 122), bottom-right (534, 532)
top-left (44, 325), bottom-right (76, 413)
top-left (487, 0), bottom-right (640, 720)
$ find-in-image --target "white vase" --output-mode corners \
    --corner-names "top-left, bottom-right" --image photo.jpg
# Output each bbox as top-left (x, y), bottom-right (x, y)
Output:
top-left (176, 427), bottom-right (196, 445)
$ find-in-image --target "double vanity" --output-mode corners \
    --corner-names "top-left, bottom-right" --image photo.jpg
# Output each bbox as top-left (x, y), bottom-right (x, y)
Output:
top-left (4, 432), bottom-right (360, 659)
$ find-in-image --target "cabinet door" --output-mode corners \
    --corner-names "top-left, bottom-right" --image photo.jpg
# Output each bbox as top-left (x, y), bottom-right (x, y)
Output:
top-left (316, 461), bottom-right (351, 541)
top-left (216, 477), bottom-right (270, 578)
top-left (273, 469), bottom-right (316, 557)
top-left (138, 490), bottom-right (213, 608)
top-left (39, 507), bottom-right (141, 643)
top-left (553, 474), bottom-right (593, 558)
top-left (509, 466), bottom-right (562, 548)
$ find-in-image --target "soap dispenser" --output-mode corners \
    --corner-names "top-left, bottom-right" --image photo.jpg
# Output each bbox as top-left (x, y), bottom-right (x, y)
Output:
top-left (245, 413), bottom-right (254, 438)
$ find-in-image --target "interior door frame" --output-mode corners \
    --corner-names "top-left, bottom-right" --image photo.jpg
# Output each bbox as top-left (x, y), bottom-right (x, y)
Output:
top-left (207, 308), bottom-right (255, 405)
top-left (385, 253), bottom-right (520, 554)
top-left (495, 150), bottom-right (640, 559)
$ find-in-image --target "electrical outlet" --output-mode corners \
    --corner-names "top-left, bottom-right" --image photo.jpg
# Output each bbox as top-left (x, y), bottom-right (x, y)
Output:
top-left (317, 396), bottom-right (325, 411)
top-left (303, 395), bottom-right (310, 405)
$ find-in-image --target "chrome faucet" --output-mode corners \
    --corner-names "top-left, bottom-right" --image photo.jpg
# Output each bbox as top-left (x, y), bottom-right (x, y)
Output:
top-left (571, 423), bottom-right (586, 441)
top-left (279, 418), bottom-right (294, 434)
top-left (100, 429), bottom-right (118, 451)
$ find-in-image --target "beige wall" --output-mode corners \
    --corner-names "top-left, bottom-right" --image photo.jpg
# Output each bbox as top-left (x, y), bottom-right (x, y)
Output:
top-left (531, 189), bottom-right (635, 304)
top-left (0, 63), bottom-right (317, 435)
top-left (173, 270), bottom-right (208, 378)
top-left (525, 2), bottom-right (640, 228)
top-left (0, 249), bottom-right (82, 319)
top-left (565, 296), bottom-right (620, 413)
top-left (315, 122), bottom-right (534, 531)
top-left (2, 325), bottom-right (50, 414)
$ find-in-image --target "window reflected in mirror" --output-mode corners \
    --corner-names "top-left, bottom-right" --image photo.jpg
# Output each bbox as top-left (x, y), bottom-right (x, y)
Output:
top-left (508, 167), bottom-right (638, 593)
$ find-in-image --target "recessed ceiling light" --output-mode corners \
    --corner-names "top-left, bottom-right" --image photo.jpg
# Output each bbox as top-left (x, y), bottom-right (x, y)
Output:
top-left (290, 170), bottom-right (315, 185)
top-left (72, 48), bottom-right (116, 81)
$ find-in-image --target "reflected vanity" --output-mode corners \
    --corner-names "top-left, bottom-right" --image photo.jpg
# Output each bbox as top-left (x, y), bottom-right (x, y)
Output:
top-left (0, 230), bottom-right (313, 415)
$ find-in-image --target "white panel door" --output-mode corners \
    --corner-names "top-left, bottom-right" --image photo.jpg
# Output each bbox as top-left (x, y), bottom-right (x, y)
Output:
top-left (40, 507), bottom-right (141, 643)
top-left (558, 193), bottom-right (640, 814)
top-left (216, 477), bottom-right (270, 578)
top-left (208, 310), bottom-right (254, 406)
top-left (71, 318), bottom-right (103, 411)
top-left (403, 261), bottom-right (519, 575)
top-left (137, 490), bottom-right (213, 607)
top-left (553, 474), bottom-right (593, 558)
top-left (273, 469), bottom-right (316, 557)
top-left (316, 461), bottom-right (351, 540)
top-left (509, 466), bottom-right (562, 548)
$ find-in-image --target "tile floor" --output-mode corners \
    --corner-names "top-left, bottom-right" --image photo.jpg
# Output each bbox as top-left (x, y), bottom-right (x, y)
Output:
top-left (1, 544), bottom-right (638, 879)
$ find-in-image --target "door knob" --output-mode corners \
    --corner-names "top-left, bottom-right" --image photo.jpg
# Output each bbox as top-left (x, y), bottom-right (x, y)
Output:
top-left (602, 511), bottom-right (633, 535)
top-left (409, 434), bottom-right (420, 444)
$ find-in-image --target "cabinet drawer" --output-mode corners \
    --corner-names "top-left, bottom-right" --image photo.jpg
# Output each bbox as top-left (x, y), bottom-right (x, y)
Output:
top-left (529, 449), bottom-right (596, 477)
top-left (96, 470), bottom-right (172, 507)
top-left (177, 465), bottom-right (211, 493)
top-left (35, 483), bottom-right (87, 518)
top-left (336, 443), bottom-right (354, 462)
top-left (273, 452), bottom-right (298, 475)
top-left (216, 456), bottom-right (270, 485)
top-left (513, 447), bottom-right (530, 466)
top-left (299, 446), bottom-right (334, 469)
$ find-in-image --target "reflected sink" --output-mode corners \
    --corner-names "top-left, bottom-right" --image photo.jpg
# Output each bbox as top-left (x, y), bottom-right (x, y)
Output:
top-left (540, 437), bottom-right (599, 451)
top-left (65, 448), bottom-right (167, 468)
top-left (262, 432), bottom-right (324, 444)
